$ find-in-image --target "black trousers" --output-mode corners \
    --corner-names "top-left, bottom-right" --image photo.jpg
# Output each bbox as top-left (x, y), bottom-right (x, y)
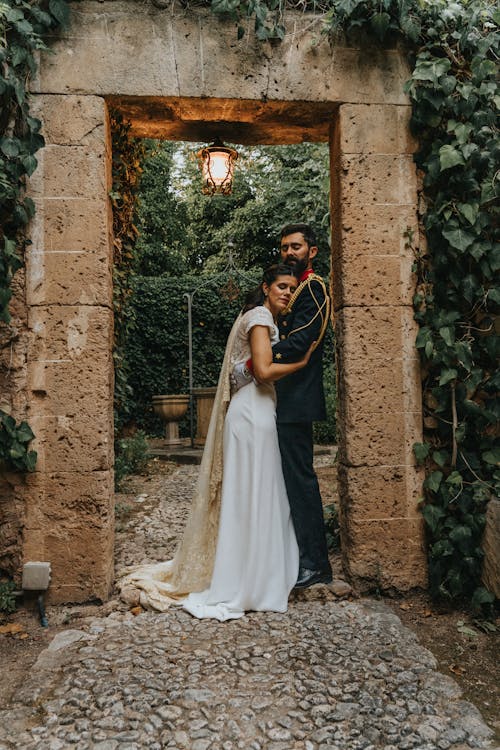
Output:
top-left (277, 422), bottom-right (331, 573)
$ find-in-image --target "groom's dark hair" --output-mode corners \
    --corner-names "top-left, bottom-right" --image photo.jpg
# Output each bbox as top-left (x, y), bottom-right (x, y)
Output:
top-left (280, 223), bottom-right (317, 248)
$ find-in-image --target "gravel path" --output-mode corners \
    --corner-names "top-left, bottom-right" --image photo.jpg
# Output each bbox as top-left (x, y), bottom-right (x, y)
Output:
top-left (0, 460), bottom-right (496, 750)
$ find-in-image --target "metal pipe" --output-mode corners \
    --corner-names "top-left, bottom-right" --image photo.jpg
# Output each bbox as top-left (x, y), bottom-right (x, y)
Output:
top-left (183, 292), bottom-right (194, 447)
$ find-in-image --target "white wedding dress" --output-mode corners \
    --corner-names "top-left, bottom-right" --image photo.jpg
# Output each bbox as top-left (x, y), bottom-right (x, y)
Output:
top-left (182, 306), bottom-right (299, 620)
top-left (118, 306), bottom-right (298, 621)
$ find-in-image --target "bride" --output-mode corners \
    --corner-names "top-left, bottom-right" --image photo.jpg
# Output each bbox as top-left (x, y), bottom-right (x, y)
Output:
top-left (119, 264), bottom-right (315, 621)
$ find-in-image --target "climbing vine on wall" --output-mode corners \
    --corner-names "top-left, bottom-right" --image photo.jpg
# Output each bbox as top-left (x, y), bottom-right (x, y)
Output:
top-left (320, 0), bottom-right (499, 605)
top-left (0, 0), bottom-right (69, 471)
top-left (109, 111), bottom-right (147, 433)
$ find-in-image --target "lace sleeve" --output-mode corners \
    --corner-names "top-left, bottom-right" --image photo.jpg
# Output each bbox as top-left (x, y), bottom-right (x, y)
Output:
top-left (243, 306), bottom-right (276, 338)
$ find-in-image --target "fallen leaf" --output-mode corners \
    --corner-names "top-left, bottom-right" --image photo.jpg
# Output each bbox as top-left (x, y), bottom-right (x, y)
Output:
top-left (449, 664), bottom-right (466, 676)
top-left (130, 606), bottom-right (143, 616)
top-left (422, 609), bottom-right (433, 618)
top-left (0, 623), bottom-right (24, 635)
top-left (18, 632), bottom-right (29, 640)
top-left (399, 603), bottom-right (411, 611)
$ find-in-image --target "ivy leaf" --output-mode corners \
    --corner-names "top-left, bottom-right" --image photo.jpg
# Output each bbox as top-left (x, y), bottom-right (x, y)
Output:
top-left (413, 57), bottom-right (451, 83)
top-left (439, 144), bottom-right (465, 171)
top-left (15, 422), bottom-right (35, 443)
top-left (482, 447), bottom-right (500, 466)
top-left (422, 503), bottom-right (445, 533)
top-left (439, 326), bottom-right (454, 346)
top-left (457, 203), bottom-right (478, 225)
top-left (439, 368), bottom-right (457, 386)
top-left (0, 138), bottom-right (20, 157)
top-left (442, 226), bottom-right (476, 252)
top-left (48, 0), bottom-right (70, 25)
top-left (425, 471), bottom-right (443, 493)
top-left (370, 12), bottom-right (390, 40)
top-left (432, 450), bottom-right (449, 468)
top-left (413, 442), bottom-right (430, 464)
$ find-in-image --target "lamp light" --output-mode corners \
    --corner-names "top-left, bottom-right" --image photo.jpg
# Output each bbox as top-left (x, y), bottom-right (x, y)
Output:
top-left (197, 138), bottom-right (238, 196)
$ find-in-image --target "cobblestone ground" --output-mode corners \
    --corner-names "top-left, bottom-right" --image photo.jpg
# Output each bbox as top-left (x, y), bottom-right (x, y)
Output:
top-left (0, 459), bottom-right (496, 750)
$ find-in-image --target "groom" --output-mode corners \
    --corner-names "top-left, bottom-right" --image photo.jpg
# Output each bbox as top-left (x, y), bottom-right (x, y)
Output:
top-left (235, 223), bottom-right (332, 588)
top-left (273, 223), bottom-right (332, 588)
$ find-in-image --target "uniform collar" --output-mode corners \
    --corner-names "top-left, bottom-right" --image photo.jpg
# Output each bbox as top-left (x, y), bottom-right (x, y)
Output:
top-left (299, 268), bottom-right (315, 282)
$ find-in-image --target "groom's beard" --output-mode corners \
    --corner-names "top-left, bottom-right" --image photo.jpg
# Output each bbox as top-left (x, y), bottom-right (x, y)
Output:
top-left (286, 257), bottom-right (309, 278)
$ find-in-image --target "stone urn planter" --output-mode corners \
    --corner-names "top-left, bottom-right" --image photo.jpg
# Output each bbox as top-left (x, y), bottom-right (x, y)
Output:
top-left (152, 394), bottom-right (190, 446)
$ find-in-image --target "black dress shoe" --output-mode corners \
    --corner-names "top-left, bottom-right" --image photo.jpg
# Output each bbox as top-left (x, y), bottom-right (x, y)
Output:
top-left (294, 567), bottom-right (332, 589)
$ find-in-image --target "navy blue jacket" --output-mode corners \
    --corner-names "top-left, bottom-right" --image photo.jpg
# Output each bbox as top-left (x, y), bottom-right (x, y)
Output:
top-left (273, 274), bottom-right (330, 424)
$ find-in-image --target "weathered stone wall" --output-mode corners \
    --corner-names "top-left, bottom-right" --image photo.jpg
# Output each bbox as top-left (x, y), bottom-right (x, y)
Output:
top-left (331, 104), bottom-right (427, 590)
top-left (0, 0), bottom-right (426, 600)
top-left (21, 95), bottom-right (115, 602)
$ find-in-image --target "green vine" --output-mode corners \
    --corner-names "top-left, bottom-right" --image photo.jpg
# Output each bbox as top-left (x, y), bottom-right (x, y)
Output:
top-left (109, 111), bottom-right (147, 434)
top-left (0, 0), bottom-right (69, 472)
top-left (321, 0), bottom-right (499, 604)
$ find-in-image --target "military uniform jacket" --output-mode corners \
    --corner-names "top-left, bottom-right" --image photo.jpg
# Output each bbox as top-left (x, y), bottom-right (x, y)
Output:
top-left (273, 273), bottom-right (330, 424)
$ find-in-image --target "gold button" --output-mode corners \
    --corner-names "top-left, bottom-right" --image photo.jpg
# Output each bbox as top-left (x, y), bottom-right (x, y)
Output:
top-left (280, 335), bottom-right (286, 340)
top-left (282, 321), bottom-right (288, 327)
top-left (275, 353), bottom-right (282, 360)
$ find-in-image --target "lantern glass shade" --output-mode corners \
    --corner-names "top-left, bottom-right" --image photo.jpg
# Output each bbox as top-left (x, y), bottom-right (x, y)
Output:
top-left (197, 141), bottom-right (238, 195)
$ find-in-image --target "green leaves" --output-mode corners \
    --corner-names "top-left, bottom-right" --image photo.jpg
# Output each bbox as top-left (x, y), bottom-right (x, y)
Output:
top-left (439, 144), bottom-right (464, 171)
top-left (0, 411), bottom-right (37, 472)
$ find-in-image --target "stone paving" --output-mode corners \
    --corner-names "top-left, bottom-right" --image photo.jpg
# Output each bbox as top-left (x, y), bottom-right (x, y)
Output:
top-left (0, 460), bottom-right (496, 750)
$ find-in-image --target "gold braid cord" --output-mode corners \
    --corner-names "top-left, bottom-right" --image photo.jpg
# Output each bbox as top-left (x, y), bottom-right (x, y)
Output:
top-left (284, 274), bottom-right (330, 351)
top-left (118, 316), bottom-right (241, 611)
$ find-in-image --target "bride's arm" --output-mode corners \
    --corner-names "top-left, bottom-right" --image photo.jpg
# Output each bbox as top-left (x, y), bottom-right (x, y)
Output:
top-left (250, 325), bottom-right (314, 383)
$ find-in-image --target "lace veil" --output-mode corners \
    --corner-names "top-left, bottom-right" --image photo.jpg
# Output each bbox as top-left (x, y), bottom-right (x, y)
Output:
top-left (119, 314), bottom-right (242, 611)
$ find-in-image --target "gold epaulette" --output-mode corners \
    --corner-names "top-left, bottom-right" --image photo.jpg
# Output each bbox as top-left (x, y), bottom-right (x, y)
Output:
top-left (282, 274), bottom-right (331, 350)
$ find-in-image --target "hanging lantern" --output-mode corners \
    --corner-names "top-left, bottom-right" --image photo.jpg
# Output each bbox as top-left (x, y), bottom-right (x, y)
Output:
top-left (197, 139), bottom-right (238, 196)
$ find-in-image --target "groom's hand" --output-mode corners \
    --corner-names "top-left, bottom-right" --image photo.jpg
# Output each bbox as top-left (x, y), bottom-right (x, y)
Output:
top-left (230, 362), bottom-right (253, 393)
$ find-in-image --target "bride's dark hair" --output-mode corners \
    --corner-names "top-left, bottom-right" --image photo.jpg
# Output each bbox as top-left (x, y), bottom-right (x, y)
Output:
top-left (242, 263), bottom-right (298, 313)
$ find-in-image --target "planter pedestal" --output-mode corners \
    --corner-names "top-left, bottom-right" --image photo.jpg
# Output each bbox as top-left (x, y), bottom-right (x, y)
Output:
top-left (152, 394), bottom-right (190, 446)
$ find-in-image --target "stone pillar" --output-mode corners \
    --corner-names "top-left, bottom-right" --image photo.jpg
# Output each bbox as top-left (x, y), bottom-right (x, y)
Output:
top-left (23, 95), bottom-right (114, 603)
top-left (331, 104), bottom-right (427, 591)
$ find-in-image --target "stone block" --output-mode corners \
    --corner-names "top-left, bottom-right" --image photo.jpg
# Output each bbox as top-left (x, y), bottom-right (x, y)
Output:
top-left (27, 305), bottom-right (113, 364)
top-left (338, 464), bottom-right (424, 521)
top-left (332, 254), bottom-right (414, 308)
top-left (29, 198), bottom-right (111, 253)
top-left (341, 516), bottom-right (427, 591)
top-left (338, 410), bottom-right (421, 467)
top-left (178, 14), bottom-right (269, 100)
top-left (24, 469), bottom-right (114, 524)
top-left (335, 306), bottom-right (419, 363)
top-left (337, 103), bottom-right (416, 154)
top-left (338, 154), bottom-right (418, 207)
top-left (337, 356), bottom-right (406, 415)
top-left (44, 522), bottom-right (114, 604)
top-left (30, 95), bottom-right (107, 146)
top-left (268, 41), bottom-right (408, 105)
top-left (28, 412), bottom-right (113, 473)
top-left (27, 354), bottom-right (112, 418)
top-left (482, 499), bottom-right (500, 598)
top-left (26, 249), bottom-right (112, 307)
top-left (29, 145), bottom-right (107, 201)
top-left (330, 203), bottom-right (418, 261)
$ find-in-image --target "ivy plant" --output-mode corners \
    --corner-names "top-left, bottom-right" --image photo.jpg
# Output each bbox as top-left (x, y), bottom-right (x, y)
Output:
top-left (0, 0), bottom-right (69, 471)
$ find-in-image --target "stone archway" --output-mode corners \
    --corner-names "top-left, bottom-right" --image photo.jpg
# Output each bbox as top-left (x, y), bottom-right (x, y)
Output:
top-left (6, 1), bottom-right (426, 602)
